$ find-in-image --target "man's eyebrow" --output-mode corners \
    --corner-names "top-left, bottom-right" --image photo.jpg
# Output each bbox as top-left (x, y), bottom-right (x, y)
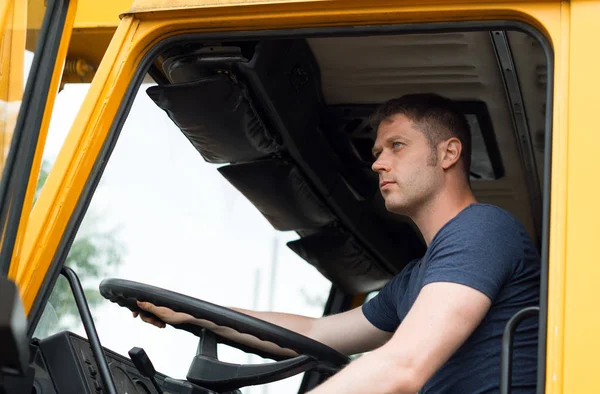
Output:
top-left (386, 134), bottom-right (410, 144)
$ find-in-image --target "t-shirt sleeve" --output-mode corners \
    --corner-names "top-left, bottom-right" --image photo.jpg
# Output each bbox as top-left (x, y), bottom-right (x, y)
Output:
top-left (361, 264), bottom-right (411, 332)
top-left (422, 209), bottom-right (520, 301)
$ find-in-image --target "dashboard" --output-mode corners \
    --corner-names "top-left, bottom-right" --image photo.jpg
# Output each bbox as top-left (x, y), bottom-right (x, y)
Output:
top-left (29, 331), bottom-right (204, 394)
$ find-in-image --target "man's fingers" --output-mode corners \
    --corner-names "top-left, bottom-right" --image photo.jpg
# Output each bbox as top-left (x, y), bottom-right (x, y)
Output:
top-left (132, 302), bottom-right (166, 328)
top-left (140, 314), bottom-right (166, 328)
top-left (137, 300), bottom-right (153, 311)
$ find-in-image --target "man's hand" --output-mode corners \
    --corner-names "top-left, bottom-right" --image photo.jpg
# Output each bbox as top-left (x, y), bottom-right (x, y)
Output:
top-left (132, 301), bottom-right (196, 328)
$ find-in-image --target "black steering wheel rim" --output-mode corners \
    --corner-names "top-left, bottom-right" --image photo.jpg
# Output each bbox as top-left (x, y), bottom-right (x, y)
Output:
top-left (99, 278), bottom-right (349, 369)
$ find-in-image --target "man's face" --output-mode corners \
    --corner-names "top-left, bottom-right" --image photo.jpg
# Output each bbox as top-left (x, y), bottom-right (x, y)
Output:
top-left (371, 114), bottom-right (442, 215)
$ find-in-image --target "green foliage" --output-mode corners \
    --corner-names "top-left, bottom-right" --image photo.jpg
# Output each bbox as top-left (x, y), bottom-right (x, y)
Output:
top-left (35, 160), bottom-right (123, 334)
top-left (46, 218), bottom-right (123, 331)
top-left (35, 161), bottom-right (50, 199)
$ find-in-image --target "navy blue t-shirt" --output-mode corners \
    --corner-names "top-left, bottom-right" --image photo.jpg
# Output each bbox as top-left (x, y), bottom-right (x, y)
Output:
top-left (362, 203), bottom-right (540, 393)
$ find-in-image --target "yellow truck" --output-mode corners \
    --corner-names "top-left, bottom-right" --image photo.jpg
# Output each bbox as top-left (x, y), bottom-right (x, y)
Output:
top-left (0, 0), bottom-right (598, 393)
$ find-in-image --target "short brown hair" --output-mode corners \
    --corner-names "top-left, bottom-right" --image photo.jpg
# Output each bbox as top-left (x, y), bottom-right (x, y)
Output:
top-left (370, 93), bottom-right (472, 178)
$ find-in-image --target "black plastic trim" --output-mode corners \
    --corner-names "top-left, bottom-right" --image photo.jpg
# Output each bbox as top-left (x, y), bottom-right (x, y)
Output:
top-left (490, 30), bottom-right (543, 246)
top-left (0, 0), bottom-right (71, 276)
top-left (322, 286), bottom-right (352, 318)
top-left (500, 306), bottom-right (540, 394)
top-left (147, 63), bottom-right (169, 85)
top-left (537, 24), bottom-right (554, 394)
top-left (27, 18), bottom-right (553, 394)
top-left (60, 267), bottom-right (117, 394)
top-left (461, 100), bottom-right (505, 180)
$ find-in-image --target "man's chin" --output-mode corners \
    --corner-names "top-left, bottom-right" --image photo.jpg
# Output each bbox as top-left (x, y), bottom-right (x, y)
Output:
top-left (384, 199), bottom-right (408, 216)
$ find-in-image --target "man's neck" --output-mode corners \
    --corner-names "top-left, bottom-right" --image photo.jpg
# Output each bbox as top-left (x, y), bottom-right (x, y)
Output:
top-left (410, 189), bottom-right (477, 246)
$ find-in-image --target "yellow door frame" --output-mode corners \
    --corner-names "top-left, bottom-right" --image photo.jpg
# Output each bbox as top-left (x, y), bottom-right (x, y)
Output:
top-left (18, 1), bottom-right (600, 393)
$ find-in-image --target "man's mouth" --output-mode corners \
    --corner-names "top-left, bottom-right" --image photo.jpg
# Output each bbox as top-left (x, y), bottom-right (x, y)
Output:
top-left (380, 181), bottom-right (395, 189)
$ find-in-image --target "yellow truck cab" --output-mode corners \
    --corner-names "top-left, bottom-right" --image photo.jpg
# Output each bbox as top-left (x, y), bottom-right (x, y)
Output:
top-left (0, 0), bottom-right (598, 393)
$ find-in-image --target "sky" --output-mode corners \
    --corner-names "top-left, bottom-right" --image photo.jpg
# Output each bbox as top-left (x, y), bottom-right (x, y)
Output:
top-left (29, 53), bottom-right (333, 393)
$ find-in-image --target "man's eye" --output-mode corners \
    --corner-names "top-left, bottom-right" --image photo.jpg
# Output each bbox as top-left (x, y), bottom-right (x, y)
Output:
top-left (392, 142), bottom-right (403, 148)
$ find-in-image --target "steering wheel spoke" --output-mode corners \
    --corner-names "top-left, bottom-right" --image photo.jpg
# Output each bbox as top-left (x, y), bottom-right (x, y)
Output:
top-left (197, 328), bottom-right (218, 358)
top-left (187, 353), bottom-right (317, 391)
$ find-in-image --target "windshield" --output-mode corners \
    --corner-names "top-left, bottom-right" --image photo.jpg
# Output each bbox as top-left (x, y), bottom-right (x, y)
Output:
top-left (34, 81), bottom-right (333, 394)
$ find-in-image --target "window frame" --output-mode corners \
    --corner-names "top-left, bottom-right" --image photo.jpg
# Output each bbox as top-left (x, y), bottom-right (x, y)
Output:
top-left (27, 19), bottom-right (554, 394)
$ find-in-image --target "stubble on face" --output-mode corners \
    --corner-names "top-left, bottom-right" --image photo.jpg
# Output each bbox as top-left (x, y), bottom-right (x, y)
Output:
top-left (374, 116), bottom-right (442, 217)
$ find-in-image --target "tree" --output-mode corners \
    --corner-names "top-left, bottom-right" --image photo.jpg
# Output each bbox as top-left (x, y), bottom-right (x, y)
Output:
top-left (34, 160), bottom-right (124, 336)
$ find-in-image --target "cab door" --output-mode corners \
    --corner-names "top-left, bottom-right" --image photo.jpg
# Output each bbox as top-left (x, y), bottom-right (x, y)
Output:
top-left (0, 0), bottom-right (77, 299)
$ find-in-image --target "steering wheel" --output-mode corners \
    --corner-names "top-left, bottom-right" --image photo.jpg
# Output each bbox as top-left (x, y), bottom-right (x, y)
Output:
top-left (99, 278), bottom-right (349, 390)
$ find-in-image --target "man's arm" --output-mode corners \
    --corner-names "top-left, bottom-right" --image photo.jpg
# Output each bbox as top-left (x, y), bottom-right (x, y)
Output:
top-left (135, 302), bottom-right (392, 356)
top-left (232, 306), bottom-right (392, 355)
top-left (307, 282), bottom-right (492, 394)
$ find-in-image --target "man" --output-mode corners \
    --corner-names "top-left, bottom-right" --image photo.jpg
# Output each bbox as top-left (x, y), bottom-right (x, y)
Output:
top-left (135, 94), bottom-right (540, 393)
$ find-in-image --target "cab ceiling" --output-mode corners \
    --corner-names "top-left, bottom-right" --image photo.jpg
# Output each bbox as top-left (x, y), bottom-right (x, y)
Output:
top-left (149, 28), bottom-right (549, 292)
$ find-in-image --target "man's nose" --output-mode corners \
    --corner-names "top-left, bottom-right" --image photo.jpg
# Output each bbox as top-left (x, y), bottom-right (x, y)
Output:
top-left (371, 153), bottom-right (391, 173)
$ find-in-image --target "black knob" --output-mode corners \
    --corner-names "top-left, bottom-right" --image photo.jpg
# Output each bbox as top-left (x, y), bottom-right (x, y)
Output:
top-left (128, 347), bottom-right (162, 394)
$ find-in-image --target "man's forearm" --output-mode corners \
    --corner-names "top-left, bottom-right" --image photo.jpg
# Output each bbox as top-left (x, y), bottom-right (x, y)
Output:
top-left (231, 307), bottom-right (315, 338)
top-left (307, 346), bottom-right (420, 394)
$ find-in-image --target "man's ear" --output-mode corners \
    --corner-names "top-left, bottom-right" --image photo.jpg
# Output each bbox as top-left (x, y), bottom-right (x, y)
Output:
top-left (440, 137), bottom-right (462, 170)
